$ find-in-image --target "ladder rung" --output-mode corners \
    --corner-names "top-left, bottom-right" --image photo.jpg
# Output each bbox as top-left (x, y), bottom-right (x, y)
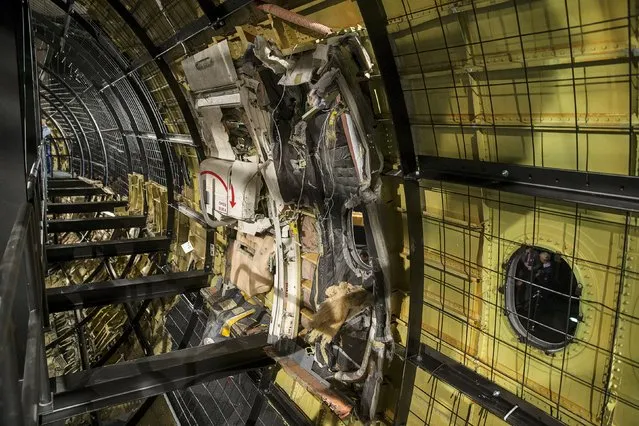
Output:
top-left (47, 216), bottom-right (146, 233)
top-left (46, 237), bottom-right (170, 263)
top-left (48, 187), bottom-right (105, 197)
top-left (47, 201), bottom-right (128, 214)
top-left (46, 271), bottom-right (210, 312)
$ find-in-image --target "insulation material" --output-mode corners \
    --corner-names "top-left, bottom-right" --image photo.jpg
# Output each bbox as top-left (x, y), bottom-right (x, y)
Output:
top-left (229, 232), bottom-right (275, 297)
top-left (308, 282), bottom-right (371, 343)
top-left (128, 173), bottom-right (144, 214)
top-left (171, 212), bottom-right (207, 272)
top-left (199, 158), bottom-right (261, 220)
top-left (181, 40), bottom-right (237, 92)
top-left (145, 181), bottom-right (167, 234)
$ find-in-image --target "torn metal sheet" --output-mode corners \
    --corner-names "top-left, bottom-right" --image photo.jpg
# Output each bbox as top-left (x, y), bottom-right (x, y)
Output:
top-left (266, 347), bottom-right (354, 419)
top-left (278, 52), bottom-right (315, 86)
top-left (253, 36), bottom-right (294, 74)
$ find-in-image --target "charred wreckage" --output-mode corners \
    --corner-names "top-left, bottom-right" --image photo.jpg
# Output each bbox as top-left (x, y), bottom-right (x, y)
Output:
top-left (186, 32), bottom-right (391, 420)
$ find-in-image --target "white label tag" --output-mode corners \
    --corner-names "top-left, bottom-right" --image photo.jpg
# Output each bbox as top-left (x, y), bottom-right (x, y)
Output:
top-left (181, 241), bottom-right (194, 254)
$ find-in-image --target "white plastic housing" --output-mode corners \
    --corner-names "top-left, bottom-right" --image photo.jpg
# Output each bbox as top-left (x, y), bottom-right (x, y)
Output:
top-left (199, 158), bottom-right (261, 221)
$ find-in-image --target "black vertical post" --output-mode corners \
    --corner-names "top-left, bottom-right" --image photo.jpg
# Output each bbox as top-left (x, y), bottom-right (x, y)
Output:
top-left (357, 1), bottom-right (424, 424)
top-left (1, 1), bottom-right (31, 408)
top-left (18, 0), bottom-right (40, 169)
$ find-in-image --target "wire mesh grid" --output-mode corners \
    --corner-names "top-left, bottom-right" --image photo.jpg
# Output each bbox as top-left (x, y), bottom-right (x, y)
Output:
top-left (121, 0), bottom-right (202, 47)
top-left (369, 0), bottom-right (639, 425)
top-left (76, 0), bottom-right (148, 60)
top-left (114, 79), bottom-right (156, 133)
top-left (33, 0), bottom-right (192, 197)
top-left (141, 136), bottom-right (167, 185)
top-left (164, 296), bottom-right (284, 426)
top-left (73, 0), bottom-right (189, 136)
top-left (41, 96), bottom-right (80, 174)
top-left (140, 62), bottom-right (187, 134)
top-left (383, 0), bottom-right (638, 176)
top-left (40, 81), bottom-right (98, 178)
top-left (125, 134), bottom-right (144, 176)
top-left (166, 143), bottom-right (183, 195)
top-left (399, 180), bottom-right (638, 424)
top-left (39, 64), bottom-right (107, 182)
top-left (102, 87), bottom-right (133, 131)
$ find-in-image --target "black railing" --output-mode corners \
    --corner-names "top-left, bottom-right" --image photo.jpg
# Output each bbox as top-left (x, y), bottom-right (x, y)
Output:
top-left (0, 152), bottom-right (51, 426)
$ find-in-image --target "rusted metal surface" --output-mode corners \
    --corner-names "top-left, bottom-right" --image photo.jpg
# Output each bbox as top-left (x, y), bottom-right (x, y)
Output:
top-left (266, 347), bottom-right (354, 419)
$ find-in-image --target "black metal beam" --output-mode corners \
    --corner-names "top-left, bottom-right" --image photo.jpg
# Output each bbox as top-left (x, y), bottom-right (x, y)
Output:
top-left (46, 271), bottom-right (209, 313)
top-left (48, 186), bottom-right (105, 198)
top-left (46, 236), bottom-right (171, 263)
top-left (48, 178), bottom-right (93, 188)
top-left (410, 343), bottom-right (564, 426)
top-left (92, 299), bottom-right (151, 369)
top-left (47, 215), bottom-right (146, 233)
top-left (39, 63), bottom-right (109, 184)
top-left (40, 85), bottom-right (90, 177)
top-left (357, 1), bottom-right (425, 424)
top-left (41, 334), bottom-right (273, 424)
top-left (47, 200), bottom-right (127, 214)
top-left (358, 0), bottom-right (416, 176)
top-left (418, 155), bottom-right (639, 212)
top-left (246, 367), bottom-right (274, 426)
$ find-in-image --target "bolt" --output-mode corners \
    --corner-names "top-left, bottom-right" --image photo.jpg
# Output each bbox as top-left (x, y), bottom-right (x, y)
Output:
top-left (501, 169), bottom-right (509, 177)
top-left (492, 390), bottom-right (501, 397)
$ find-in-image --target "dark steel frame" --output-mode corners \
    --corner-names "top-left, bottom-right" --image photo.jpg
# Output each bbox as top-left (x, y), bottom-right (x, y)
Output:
top-left (0, 175), bottom-right (52, 426)
top-left (41, 334), bottom-right (273, 424)
top-left (40, 86), bottom-right (89, 176)
top-left (419, 156), bottom-right (639, 213)
top-left (46, 270), bottom-right (209, 312)
top-left (46, 236), bottom-right (171, 263)
top-left (47, 200), bottom-right (128, 214)
top-left (47, 215), bottom-right (147, 233)
top-left (357, 1), bottom-right (425, 425)
top-left (39, 63), bottom-right (109, 184)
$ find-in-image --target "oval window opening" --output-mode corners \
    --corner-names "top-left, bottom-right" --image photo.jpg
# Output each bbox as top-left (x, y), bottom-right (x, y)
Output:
top-left (505, 246), bottom-right (581, 351)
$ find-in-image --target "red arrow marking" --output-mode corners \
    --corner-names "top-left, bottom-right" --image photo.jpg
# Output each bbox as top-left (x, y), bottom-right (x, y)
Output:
top-left (201, 170), bottom-right (236, 208)
top-left (200, 170), bottom-right (227, 191)
top-left (229, 184), bottom-right (236, 208)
